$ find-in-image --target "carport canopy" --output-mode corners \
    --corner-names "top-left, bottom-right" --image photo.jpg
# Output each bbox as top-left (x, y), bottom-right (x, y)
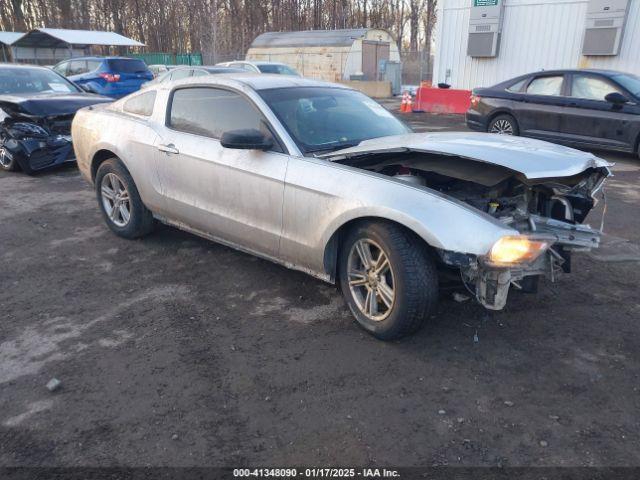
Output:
top-left (11, 28), bottom-right (144, 49)
top-left (0, 31), bottom-right (24, 46)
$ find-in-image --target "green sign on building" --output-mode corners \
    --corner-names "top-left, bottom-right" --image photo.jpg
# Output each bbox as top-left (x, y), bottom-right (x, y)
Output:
top-left (474, 0), bottom-right (499, 6)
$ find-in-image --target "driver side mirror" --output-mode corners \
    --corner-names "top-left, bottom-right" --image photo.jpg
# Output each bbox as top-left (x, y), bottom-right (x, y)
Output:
top-left (605, 92), bottom-right (628, 105)
top-left (220, 129), bottom-right (273, 151)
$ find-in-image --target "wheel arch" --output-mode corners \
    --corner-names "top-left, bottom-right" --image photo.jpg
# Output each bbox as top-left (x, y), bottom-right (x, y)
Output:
top-left (322, 215), bottom-right (440, 283)
top-left (91, 149), bottom-right (128, 182)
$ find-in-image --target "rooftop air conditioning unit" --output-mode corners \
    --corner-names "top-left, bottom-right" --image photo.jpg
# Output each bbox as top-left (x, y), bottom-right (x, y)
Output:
top-left (468, 0), bottom-right (505, 58)
top-left (582, 0), bottom-right (630, 56)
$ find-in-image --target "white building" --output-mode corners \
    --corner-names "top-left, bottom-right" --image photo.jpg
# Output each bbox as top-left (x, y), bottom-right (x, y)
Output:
top-left (433, 0), bottom-right (640, 90)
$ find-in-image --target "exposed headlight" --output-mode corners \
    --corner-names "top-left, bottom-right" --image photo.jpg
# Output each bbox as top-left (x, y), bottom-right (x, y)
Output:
top-left (487, 236), bottom-right (553, 267)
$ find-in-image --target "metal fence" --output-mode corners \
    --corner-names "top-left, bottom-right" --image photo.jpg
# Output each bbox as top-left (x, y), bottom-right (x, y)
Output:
top-left (130, 52), bottom-right (203, 66)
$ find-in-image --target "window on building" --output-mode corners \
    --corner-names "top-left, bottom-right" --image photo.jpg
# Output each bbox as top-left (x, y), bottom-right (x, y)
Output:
top-left (526, 76), bottom-right (564, 96)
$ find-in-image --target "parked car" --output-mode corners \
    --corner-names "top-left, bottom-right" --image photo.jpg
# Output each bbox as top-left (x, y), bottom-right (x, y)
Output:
top-left (148, 64), bottom-right (177, 78)
top-left (142, 66), bottom-right (245, 88)
top-left (0, 64), bottom-right (112, 174)
top-left (72, 74), bottom-right (610, 340)
top-left (467, 69), bottom-right (640, 157)
top-left (52, 56), bottom-right (153, 98)
top-left (216, 60), bottom-right (299, 76)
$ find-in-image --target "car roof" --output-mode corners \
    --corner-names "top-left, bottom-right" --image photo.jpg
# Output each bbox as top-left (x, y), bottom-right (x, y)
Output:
top-left (57, 56), bottom-right (141, 61)
top-left (157, 72), bottom-right (350, 91)
top-left (0, 63), bottom-right (53, 71)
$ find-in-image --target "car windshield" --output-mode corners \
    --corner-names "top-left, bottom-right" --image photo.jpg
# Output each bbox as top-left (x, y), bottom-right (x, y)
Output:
top-left (0, 67), bottom-right (79, 95)
top-left (259, 87), bottom-right (410, 154)
top-left (257, 64), bottom-right (299, 76)
top-left (612, 73), bottom-right (640, 98)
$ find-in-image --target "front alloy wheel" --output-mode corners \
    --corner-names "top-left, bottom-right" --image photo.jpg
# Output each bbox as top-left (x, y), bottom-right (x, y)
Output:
top-left (101, 173), bottom-right (131, 227)
top-left (0, 144), bottom-right (18, 171)
top-left (347, 239), bottom-right (396, 321)
top-left (339, 221), bottom-right (439, 340)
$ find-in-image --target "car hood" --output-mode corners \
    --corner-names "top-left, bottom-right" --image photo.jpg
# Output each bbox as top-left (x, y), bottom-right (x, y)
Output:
top-left (320, 132), bottom-right (613, 180)
top-left (0, 92), bottom-right (113, 118)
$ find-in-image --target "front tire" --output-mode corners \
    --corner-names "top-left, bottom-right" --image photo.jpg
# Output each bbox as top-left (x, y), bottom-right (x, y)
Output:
top-left (0, 144), bottom-right (19, 172)
top-left (95, 158), bottom-right (154, 239)
top-left (338, 221), bottom-right (438, 340)
top-left (488, 114), bottom-right (519, 136)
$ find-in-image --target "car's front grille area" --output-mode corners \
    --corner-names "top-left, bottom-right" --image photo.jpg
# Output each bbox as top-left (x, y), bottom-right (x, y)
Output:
top-left (28, 142), bottom-right (74, 170)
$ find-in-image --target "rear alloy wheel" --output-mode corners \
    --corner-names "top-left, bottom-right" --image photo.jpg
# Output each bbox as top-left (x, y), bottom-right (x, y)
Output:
top-left (488, 114), bottom-right (519, 136)
top-left (101, 173), bottom-right (131, 227)
top-left (95, 158), bottom-right (155, 239)
top-left (339, 221), bottom-right (438, 340)
top-left (0, 144), bottom-right (19, 172)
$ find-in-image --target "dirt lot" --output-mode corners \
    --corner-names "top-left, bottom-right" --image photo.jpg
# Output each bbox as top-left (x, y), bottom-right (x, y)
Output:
top-left (1, 110), bottom-right (640, 469)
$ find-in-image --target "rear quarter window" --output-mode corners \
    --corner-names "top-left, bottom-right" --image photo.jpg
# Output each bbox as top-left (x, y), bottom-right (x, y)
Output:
top-left (123, 91), bottom-right (156, 116)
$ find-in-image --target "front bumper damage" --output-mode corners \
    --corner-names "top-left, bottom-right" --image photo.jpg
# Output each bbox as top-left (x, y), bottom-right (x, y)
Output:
top-left (441, 217), bottom-right (602, 310)
top-left (1, 115), bottom-right (76, 173)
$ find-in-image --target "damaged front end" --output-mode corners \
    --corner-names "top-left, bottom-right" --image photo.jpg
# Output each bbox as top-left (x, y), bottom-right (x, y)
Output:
top-left (442, 166), bottom-right (609, 310)
top-left (0, 111), bottom-right (75, 173)
top-left (324, 135), bottom-right (611, 311)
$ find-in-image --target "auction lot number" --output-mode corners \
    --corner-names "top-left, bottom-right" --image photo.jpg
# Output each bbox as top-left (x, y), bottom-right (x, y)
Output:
top-left (233, 468), bottom-right (400, 478)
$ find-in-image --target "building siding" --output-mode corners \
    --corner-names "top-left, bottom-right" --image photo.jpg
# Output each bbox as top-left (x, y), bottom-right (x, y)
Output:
top-left (247, 29), bottom-right (400, 82)
top-left (433, 0), bottom-right (640, 89)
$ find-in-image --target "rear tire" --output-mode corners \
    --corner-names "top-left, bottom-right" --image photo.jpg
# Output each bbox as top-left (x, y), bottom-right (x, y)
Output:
top-left (488, 114), bottom-right (519, 136)
top-left (338, 221), bottom-right (438, 340)
top-left (95, 158), bottom-right (155, 239)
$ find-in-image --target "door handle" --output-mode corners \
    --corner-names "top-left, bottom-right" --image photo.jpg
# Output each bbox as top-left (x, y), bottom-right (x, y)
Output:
top-left (158, 143), bottom-right (179, 155)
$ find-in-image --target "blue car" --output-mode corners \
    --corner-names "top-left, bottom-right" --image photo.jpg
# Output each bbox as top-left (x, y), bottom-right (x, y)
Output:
top-left (52, 57), bottom-right (153, 98)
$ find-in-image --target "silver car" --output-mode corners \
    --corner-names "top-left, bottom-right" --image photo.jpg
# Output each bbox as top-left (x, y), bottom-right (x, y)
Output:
top-left (71, 74), bottom-right (610, 340)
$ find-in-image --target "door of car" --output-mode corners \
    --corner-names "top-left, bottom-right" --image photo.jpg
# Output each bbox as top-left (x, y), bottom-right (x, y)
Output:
top-left (515, 74), bottom-right (567, 141)
top-left (558, 72), bottom-right (637, 151)
top-left (154, 86), bottom-right (289, 258)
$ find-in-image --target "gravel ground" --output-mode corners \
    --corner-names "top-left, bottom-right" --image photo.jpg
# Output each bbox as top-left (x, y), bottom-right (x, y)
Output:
top-left (1, 109), bottom-right (639, 468)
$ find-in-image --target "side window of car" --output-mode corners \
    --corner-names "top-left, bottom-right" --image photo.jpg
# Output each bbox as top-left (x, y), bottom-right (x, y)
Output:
top-left (86, 60), bottom-right (102, 72)
top-left (507, 78), bottom-right (528, 93)
top-left (170, 69), bottom-right (192, 81)
top-left (68, 60), bottom-right (88, 76)
top-left (53, 62), bottom-right (68, 76)
top-left (123, 91), bottom-right (156, 117)
top-left (168, 87), bottom-right (282, 152)
top-left (526, 76), bottom-right (564, 96)
top-left (192, 70), bottom-right (208, 77)
top-left (571, 75), bottom-right (621, 101)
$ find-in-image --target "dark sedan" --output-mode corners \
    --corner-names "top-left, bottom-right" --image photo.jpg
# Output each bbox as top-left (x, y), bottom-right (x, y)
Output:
top-left (0, 64), bottom-right (112, 174)
top-left (466, 69), bottom-right (640, 157)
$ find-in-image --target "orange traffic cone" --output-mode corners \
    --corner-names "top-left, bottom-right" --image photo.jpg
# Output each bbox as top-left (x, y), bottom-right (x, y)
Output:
top-left (400, 92), bottom-right (413, 114)
top-left (399, 92), bottom-right (408, 113)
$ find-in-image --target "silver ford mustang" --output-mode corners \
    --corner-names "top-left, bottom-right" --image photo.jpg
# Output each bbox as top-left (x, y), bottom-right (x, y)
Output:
top-left (71, 74), bottom-right (611, 340)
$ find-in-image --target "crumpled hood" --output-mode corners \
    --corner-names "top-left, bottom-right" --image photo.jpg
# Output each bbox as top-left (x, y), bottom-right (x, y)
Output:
top-left (321, 132), bottom-right (613, 180)
top-left (0, 92), bottom-right (112, 117)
